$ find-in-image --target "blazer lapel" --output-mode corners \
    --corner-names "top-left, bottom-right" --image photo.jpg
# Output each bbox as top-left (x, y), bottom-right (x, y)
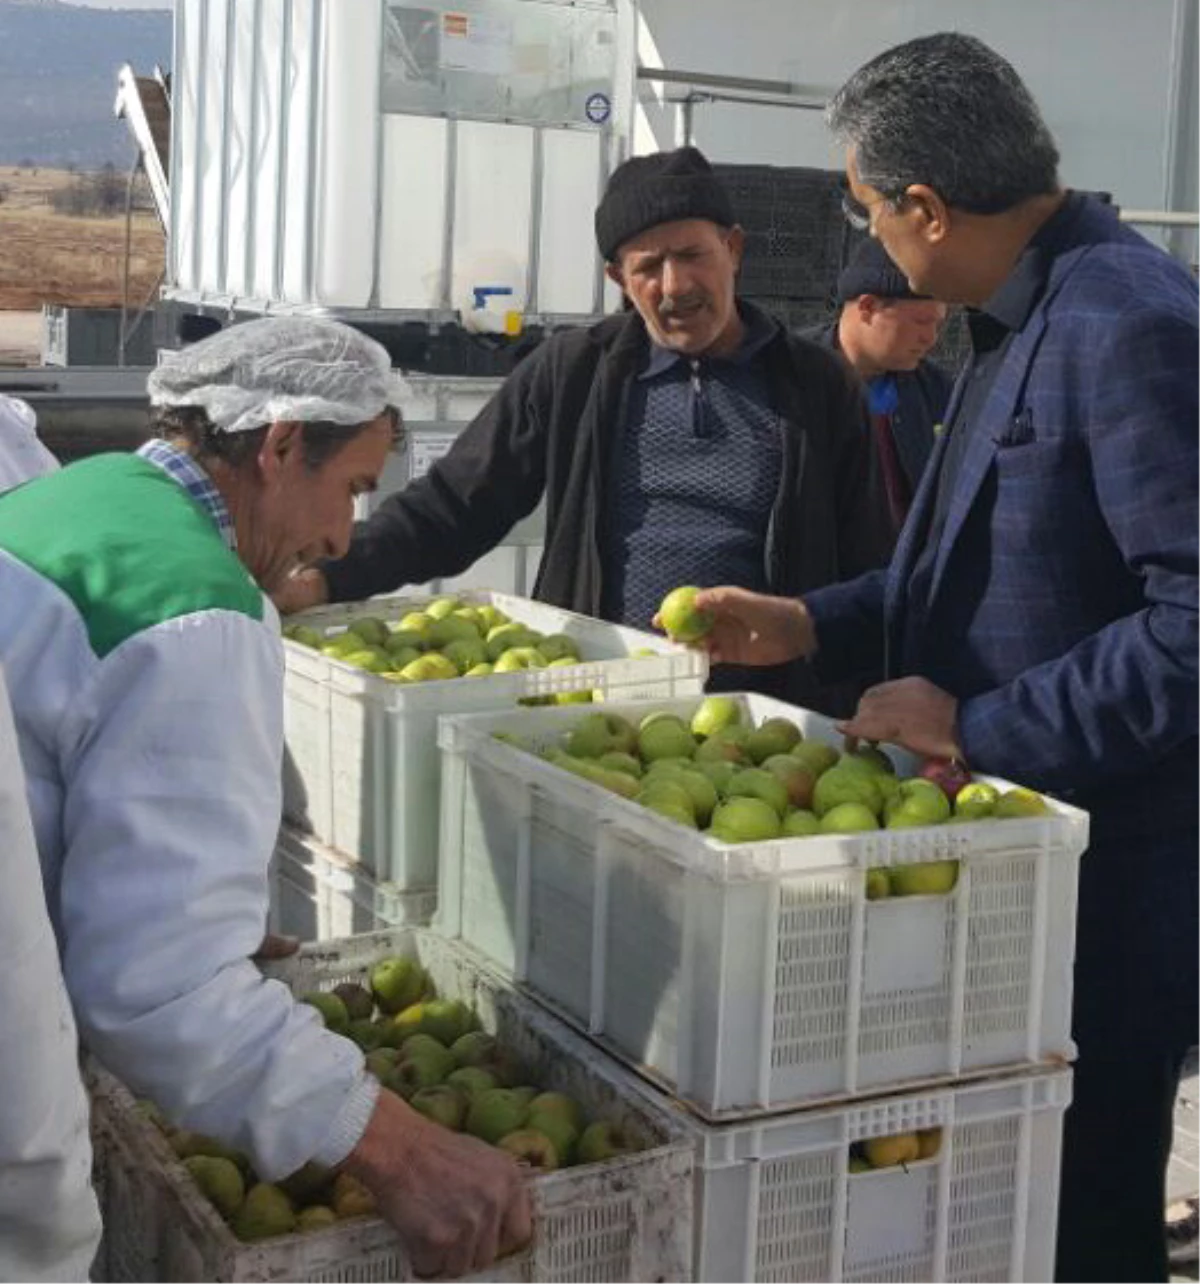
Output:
top-left (925, 309), bottom-right (1049, 609)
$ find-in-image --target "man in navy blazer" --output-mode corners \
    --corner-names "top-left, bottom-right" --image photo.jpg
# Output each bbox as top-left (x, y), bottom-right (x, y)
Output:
top-left (690, 33), bottom-right (1197, 1283)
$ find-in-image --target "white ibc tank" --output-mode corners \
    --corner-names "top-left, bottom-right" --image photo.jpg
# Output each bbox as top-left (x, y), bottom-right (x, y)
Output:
top-left (167, 0), bottom-right (633, 323)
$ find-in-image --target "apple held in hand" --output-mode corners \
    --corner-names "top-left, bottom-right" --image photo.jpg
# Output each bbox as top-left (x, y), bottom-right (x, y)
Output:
top-left (658, 585), bottom-right (714, 644)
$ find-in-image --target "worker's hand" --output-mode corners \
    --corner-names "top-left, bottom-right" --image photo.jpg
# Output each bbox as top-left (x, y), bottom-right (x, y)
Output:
top-left (252, 932), bottom-right (300, 961)
top-left (838, 677), bottom-right (962, 761)
top-left (273, 567), bottom-right (329, 616)
top-left (343, 1087), bottom-right (532, 1278)
top-left (657, 587), bottom-right (816, 667)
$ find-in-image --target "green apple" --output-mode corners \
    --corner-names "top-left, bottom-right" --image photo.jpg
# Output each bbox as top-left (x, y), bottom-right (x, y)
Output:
top-left (451, 606), bottom-right (485, 630)
top-left (495, 646), bottom-right (548, 673)
top-left (410, 1085), bottom-right (467, 1131)
top-left (690, 695), bottom-right (743, 740)
top-left (650, 765), bottom-right (718, 824)
top-left (819, 802), bottom-right (880, 833)
top-left (299, 991), bottom-right (350, 1034)
top-left (384, 646), bottom-right (422, 673)
top-left (842, 745), bottom-right (896, 776)
top-left (347, 616), bottom-right (390, 648)
top-left (782, 808), bottom-right (821, 837)
top-left (636, 779), bottom-right (697, 821)
top-left (449, 1031), bottom-right (497, 1067)
top-left (954, 781), bottom-right (1000, 819)
top-left (994, 787), bottom-right (1051, 818)
top-left (497, 1128), bottom-right (559, 1171)
top-left (485, 623), bottom-right (536, 661)
top-left (726, 767), bottom-right (790, 818)
top-left (889, 859), bottom-right (960, 896)
top-left (476, 605), bottom-right (508, 632)
top-left (693, 758), bottom-right (736, 795)
top-left (658, 585), bottom-right (714, 643)
top-left (446, 1066), bottom-right (500, 1097)
top-left (441, 637), bottom-right (488, 674)
top-left (789, 741), bottom-right (840, 778)
top-left (370, 956), bottom-right (427, 1015)
top-left (762, 755), bottom-right (817, 809)
top-left (593, 767), bottom-right (642, 799)
top-left (865, 867), bottom-right (891, 899)
top-left (526, 1092), bottom-right (585, 1133)
top-left (524, 1112), bottom-right (579, 1166)
top-left (184, 1155), bottom-right (245, 1220)
top-left (465, 1089), bottom-right (531, 1145)
top-left (565, 712), bottom-right (637, 758)
top-left (342, 648), bottom-right (393, 675)
top-left (637, 716), bottom-right (698, 763)
top-left (597, 751), bottom-right (642, 778)
top-left (693, 725), bottom-right (751, 765)
top-left (296, 1206), bottom-right (338, 1232)
top-left (536, 634), bottom-right (581, 663)
top-left (576, 1120), bottom-right (635, 1165)
top-left (286, 625), bottom-right (323, 649)
top-left (398, 611), bottom-right (435, 638)
top-left (745, 717), bottom-right (803, 764)
top-left (812, 765), bottom-right (885, 818)
top-left (884, 778), bottom-right (952, 829)
top-left (385, 627), bottom-right (427, 653)
top-left (232, 1182), bottom-right (295, 1241)
top-left (427, 615), bottom-right (483, 649)
top-left (709, 796), bottom-right (782, 843)
top-left (464, 663), bottom-right (494, 677)
top-left (399, 653), bottom-right (459, 683)
top-left (425, 596), bottom-right (461, 620)
top-left (417, 998), bottom-right (474, 1046)
top-left (364, 1049), bottom-right (399, 1081)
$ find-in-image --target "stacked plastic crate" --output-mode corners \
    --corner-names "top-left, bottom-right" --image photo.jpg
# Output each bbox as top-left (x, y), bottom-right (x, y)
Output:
top-left (434, 691), bottom-right (1088, 1282)
top-left (276, 590), bottom-right (707, 938)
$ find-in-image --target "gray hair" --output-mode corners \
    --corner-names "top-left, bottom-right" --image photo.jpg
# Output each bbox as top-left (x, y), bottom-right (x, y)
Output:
top-left (827, 33), bottom-right (1060, 214)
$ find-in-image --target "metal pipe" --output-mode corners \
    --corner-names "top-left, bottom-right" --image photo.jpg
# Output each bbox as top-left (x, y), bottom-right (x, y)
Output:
top-left (1119, 209), bottom-right (1200, 226)
top-left (669, 89), bottom-right (827, 113)
top-left (638, 65), bottom-right (828, 105)
top-left (119, 155), bottom-right (141, 367)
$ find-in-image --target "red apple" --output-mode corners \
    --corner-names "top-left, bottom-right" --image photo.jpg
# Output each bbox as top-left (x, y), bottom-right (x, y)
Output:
top-left (918, 757), bottom-right (973, 801)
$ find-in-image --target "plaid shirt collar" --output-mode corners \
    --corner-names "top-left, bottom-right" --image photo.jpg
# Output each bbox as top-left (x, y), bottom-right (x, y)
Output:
top-left (136, 439), bottom-right (237, 551)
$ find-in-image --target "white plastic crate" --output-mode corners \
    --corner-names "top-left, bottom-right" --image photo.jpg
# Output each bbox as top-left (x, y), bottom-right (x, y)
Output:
top-left (437, 694), bottom-right (1089, 1120)
top-left (283, 590), bottom-right (705, 885)
top-left (269, 825), bottom-right (437, 941)
top-left (668, 1065), bottom-right (1072, 1282)
top-left (88, 929), bottom-right (693, 1283)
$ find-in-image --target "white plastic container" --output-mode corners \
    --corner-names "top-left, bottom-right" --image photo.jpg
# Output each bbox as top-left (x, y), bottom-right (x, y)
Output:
top-left (269, 825), bottom-right (437, 942)
top-left (88, 928), bottom-right (694, 1283)
top-left (662, 1065), bottom-right (1072, 1282)
top-left (436, 694), bottom-right (1089, 1119)
top-left (283, 590), bottom-right (706, 886)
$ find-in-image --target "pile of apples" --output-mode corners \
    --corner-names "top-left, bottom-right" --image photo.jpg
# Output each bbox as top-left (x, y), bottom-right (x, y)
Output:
top-left (283, 596), bottom-right (652, 694)
top-left (498, 697), bottom-right (1052, 896)
top-left (849, 1127), bottom-right (943, 1172)
top-left (137, 956), bottom-right (641, 1242)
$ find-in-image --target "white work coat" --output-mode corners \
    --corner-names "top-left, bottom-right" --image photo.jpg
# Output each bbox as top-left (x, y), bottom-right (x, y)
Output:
top-left (0, 665), bottom-right (102, 1282)
top-left (0, 396), bottom-right (58, 493)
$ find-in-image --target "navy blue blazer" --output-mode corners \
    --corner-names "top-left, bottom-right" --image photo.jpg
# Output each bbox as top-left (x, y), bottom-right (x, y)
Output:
top-left (808, 199), bottom-right (1198, 844)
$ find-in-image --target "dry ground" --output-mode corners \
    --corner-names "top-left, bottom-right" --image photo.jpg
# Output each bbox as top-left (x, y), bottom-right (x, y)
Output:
top-left (0, 166), bottom-right (165, 311)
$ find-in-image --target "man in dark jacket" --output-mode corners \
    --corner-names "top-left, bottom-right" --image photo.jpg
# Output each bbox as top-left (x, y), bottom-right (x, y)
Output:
top-left (809, 237), bottom-right (952, 532)
top-left (279, 147), bottom-right (892, 711)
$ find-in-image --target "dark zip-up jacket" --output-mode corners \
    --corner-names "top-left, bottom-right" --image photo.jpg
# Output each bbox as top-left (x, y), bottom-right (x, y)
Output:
top-left (324, 306), bottom-right (893, 710)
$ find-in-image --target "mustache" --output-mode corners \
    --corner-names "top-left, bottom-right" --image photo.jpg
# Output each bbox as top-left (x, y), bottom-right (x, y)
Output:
top-left (658, 291), bottom-right (709, 317)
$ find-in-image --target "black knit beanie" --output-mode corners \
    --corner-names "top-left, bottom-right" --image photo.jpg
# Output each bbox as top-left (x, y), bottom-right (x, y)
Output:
top-left (836, 237), bottom-right (928, 304)
top-left (594, 147), bottom-right (736, 262)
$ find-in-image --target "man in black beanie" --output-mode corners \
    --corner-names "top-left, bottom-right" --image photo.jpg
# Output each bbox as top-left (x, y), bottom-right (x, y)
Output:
top-left (808, 238), bottom-right (952, 531)
top-left (278, 146), bottom-right (892, 713)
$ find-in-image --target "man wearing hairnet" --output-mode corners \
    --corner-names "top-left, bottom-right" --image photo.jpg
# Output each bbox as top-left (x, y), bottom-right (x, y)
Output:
top-left (0, 317), bottom-right (530, 1280)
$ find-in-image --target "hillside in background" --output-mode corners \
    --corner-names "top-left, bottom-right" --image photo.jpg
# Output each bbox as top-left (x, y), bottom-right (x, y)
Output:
top-left (0, 0), bottom-right (172, 168)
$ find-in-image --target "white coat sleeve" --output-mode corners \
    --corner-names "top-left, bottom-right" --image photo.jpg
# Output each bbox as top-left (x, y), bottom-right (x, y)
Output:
top-left (0, 665), bottom-right (102, 1283)
top-left (0, 396), bottom-right (59, 495)
top-left (54, 608), bottom-right (378, 1180)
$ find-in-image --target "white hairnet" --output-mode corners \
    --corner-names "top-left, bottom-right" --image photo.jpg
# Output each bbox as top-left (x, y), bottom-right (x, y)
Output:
top-left (147, 317), bottom-right (395, 434)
